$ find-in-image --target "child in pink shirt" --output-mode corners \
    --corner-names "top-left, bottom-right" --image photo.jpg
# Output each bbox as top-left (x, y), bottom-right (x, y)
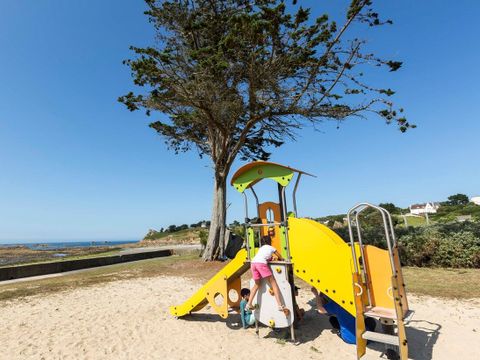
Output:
top-left (246, 236), bottom-right (289, 315)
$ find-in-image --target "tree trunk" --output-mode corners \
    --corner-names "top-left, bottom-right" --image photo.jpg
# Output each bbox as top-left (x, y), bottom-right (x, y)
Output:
top-left (202, 173), bottom-right (227, 261)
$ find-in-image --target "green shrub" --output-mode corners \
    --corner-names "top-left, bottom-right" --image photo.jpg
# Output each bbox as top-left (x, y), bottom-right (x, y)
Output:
top-left (333, 220), bottom-right (480, 268)
top-left (198, 230), bottom-right (208, 248)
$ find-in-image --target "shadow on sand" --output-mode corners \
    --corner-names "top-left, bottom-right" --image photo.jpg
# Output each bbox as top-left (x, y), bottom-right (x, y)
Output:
top-left (178, 305), bottom-right (442, 359)
top-left (404, 319), bottom-right (441, 360)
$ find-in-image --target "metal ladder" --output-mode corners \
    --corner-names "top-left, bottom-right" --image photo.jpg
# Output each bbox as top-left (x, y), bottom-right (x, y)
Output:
top-left (347, 203), bottom-right (411, 360)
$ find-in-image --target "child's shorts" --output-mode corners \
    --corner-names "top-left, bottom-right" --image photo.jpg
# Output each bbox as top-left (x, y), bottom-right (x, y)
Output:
top-left (251, 262), bottom-right (272, 280)
top-left (246, 312), bottom-right (255, 326)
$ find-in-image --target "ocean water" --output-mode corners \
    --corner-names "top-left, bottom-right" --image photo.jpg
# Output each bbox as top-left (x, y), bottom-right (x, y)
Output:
top-left (0, 240), bottom-right (139, 251)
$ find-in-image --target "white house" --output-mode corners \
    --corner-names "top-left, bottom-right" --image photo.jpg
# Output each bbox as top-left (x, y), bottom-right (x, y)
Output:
top-left (409, 202), bottom-right (440, 215)
top-left (471, 196), bottom-right (480, 205)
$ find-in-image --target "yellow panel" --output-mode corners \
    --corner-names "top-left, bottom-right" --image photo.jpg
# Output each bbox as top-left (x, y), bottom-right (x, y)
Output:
top-left (363, 245), bottom-right (394, 309)
top-left (353, 272), bottom-right (367, 359)
top-left (258, 201), bottom-right (282, 252)
top-left (393, 246), bottom-right (409, 313)
top-left (392, 276), bottom-right (409, 360)
top-left (205, 275), bottom-right (229, 319)
top-left (169, 249), bottom-right (249, 317)
top-left (288, 217), bottom-right (357, 316)
top-left (227, 277), bottom-right (242, 309)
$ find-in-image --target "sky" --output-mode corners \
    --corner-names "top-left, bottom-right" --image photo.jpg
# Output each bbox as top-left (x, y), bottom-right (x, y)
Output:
top-left (0, 1), bottom-right (479, 242)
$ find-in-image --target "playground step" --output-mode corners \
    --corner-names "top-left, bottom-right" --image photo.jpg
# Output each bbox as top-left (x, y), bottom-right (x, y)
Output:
top-left (364, 307), bottom-right (415, 322)
top-left (361, 331), bottom-right (399, 346)
top-left (364, 306), bottom-right (396, 319)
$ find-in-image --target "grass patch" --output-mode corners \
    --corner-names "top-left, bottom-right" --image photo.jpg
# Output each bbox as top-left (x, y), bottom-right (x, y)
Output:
top-left (1, 256), bottom-right (479, 303)
top-left (395, 215), bottom-right (428, 227)
top-left (0, 249), bottom-right (123, 268)
top-left (403, 267), bottom-right (480, 298)
top-left (0, 254), bottom-right (205, 303)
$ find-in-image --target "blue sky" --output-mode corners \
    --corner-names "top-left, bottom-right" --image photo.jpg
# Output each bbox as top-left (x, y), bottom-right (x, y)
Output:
top-left (0, 1), bottom-right (479, 242)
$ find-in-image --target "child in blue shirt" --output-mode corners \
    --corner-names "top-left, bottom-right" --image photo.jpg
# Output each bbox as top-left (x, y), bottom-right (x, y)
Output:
top-left (239, 288), bottom-right (255, 329)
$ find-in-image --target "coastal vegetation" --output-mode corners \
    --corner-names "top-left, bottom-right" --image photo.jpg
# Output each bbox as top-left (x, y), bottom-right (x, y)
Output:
top-left (0, 246), bottom-right (124, 268)
top-left (312, 195), bottom-right (480, 268)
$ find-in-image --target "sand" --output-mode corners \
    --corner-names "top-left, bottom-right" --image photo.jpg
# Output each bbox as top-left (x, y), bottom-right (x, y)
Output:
top-left (1, 276), bottom-right (479, 360)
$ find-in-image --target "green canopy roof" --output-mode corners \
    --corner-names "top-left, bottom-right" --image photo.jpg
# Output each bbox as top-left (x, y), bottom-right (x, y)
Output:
top-left (230, 161), bottom-right (314, 193)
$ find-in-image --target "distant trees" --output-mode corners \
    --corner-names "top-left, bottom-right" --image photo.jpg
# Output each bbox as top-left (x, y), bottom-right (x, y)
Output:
top-left (446, 194), bottom-right (470, 206)
top-left (378, 203), bottom-right (402, 214)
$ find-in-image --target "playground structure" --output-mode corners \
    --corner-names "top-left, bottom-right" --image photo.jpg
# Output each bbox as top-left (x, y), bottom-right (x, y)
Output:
top-left (170, 161), bottom-right (412, 360)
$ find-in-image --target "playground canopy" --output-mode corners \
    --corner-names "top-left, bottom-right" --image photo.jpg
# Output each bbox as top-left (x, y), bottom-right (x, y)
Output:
top-left (230, 161), bottom-right (315, 193)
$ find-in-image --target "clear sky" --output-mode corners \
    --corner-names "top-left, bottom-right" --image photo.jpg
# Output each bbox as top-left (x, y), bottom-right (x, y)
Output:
top-left (0, 1), bottom-right (479, 242)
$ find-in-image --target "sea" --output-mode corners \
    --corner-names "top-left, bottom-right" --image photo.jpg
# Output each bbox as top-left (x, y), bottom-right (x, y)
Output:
top-left (0, 240), bottom-right (139, 251)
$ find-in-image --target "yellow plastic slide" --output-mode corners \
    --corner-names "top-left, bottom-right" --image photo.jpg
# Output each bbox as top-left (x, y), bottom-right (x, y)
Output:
top-left (170, 217), bottom-right (393, 320)
top-left (288, 217), bottom-right (360, 316)
top-left (169, 248), bottom-right (249, 318)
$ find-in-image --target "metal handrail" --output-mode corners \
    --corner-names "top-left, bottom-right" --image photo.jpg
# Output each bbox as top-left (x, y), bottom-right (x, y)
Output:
top-left (353, 206), bottom-right (373, 306)
top-left (292, 173), bottom-right (302, 217)
top-left (250, 188), bottom-right (260, 217)
top-left (347, 203), bottom-right (397, 276)
top-left (242, 192), bottom-right (251, 261)
top-left (280, 186), bottom-right (292, 262)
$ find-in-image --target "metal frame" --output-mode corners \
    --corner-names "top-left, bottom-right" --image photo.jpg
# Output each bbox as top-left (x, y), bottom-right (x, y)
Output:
top-left (237, 171), bottom-right (307, 343)
top-left (347, 203), bottom-right (397, 307)
top-left (292, 173), bottom-right (302, 217)
top-left (280, 186), bottom-right (292, 262)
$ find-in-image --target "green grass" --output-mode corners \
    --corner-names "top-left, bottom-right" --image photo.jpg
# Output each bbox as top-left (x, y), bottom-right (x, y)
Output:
top-left (395, 215), bottom-right (428, 227)
top-left (1, 256), bottom-right (479, 303)
top-left (0, 249), bottom-right (123, 269)
top-left (0, 254), bottom-right (199, 303)
top-left (403, 267), bottom-right (480, 298)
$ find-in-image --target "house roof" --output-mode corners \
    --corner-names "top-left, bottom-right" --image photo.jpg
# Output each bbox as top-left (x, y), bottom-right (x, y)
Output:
top-left (410, 202), bottom-right (440, 209)
top-left (410, 203), bottom-right (427, 209)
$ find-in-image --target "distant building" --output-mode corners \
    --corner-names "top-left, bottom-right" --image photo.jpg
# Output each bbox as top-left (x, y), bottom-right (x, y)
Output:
top-left (409, 202), bottom-right (440, 215)
top-left (471, 196), bottom-right (480, 205)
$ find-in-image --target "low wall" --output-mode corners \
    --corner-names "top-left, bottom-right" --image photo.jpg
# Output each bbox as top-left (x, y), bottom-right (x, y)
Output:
top-left (0, 249), bottom-right (173, 281)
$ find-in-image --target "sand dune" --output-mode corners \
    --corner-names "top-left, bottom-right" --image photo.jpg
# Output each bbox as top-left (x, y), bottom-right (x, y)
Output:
top-left (1, 276), bottom-right (479, 359)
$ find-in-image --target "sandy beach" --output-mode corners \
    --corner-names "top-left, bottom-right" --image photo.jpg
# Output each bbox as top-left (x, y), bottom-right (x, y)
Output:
top-left (1, 275), bottom-right (479, 360)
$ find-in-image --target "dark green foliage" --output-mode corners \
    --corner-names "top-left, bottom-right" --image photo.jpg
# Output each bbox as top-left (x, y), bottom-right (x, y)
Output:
top-left (333, 221), bottom-right (480, 268)
top-left (378, 202), bottom-right (402, 214)
top-left (431, 203), bottom-right (480, 223)
top-left (120, 0), bottom-right (411, 168)
top-left (446, 193), bottom-right (470, 206)
top-left (198, 230), bottom-right (208, 248)
top-left (399, 224), bottom-right (480, 268)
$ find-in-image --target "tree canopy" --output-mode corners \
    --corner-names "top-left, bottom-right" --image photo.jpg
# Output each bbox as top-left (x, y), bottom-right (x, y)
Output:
top-left (446, 194), bottom-right (470, 206)
top-left (119, 0), bottom-right (412, 260)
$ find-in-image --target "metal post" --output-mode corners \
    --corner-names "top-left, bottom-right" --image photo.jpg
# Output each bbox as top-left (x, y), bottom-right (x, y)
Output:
top-left (292, 173), bottom-right (302, 217)
top-left (347, 210), bottom-right (360, 274)
top-left (354, 208), bottom-right (373, 306)
top-left (242, 192), bottom-right (251, 261)
top-left (250, 188), bottom-right (260, 218)
top-left (280, 186), bottom-right (292, 262)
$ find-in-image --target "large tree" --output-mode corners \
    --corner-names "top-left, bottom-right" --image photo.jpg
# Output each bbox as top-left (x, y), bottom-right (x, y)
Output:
top-left (119, 0), bottom-right (413, 260)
